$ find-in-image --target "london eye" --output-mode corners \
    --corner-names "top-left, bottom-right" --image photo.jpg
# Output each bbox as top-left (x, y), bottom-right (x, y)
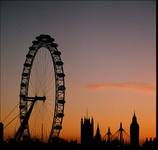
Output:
top-left (15, 34), bottom-right (65, 143)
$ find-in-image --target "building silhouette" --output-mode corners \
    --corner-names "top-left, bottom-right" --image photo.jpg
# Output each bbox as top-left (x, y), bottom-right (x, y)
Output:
top-left (81, 116), bottom-right (94, 144)
top-left (130, 113), bottom-right (139, 147)
top-left (0, 122), bottom-right (4, 144)
top-left (94, 124), bottom-right (101, 144)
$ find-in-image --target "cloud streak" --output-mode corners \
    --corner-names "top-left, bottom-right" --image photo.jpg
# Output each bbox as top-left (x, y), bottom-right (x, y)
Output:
top-left (86, 82), bottom-right (155, 93)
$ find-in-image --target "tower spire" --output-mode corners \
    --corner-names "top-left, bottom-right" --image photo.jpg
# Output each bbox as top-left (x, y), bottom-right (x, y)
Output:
top-left (94, 123), bottom-right (101, 144)
top-left (86, 108), bottom-right (88, 119)
top-left (130, 112), bottom-right (139, 147)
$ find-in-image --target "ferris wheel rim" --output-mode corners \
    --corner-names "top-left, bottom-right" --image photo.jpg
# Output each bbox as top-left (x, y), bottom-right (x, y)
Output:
top-left (19, 34), bottom-right (65, 142)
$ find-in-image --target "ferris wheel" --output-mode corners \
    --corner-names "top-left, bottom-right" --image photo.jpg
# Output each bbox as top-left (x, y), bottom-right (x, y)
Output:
top-left (16, 34), bottom-right (65, 143)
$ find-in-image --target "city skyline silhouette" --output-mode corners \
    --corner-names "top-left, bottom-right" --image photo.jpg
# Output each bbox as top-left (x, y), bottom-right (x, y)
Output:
top-left (0, 0), bottom-right (156, 146)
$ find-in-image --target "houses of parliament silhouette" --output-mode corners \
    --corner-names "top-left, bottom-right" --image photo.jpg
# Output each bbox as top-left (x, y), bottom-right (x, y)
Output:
top-left (81, 112), bottom-right (140, 147)
top-left (80, 112), bottom-right (158, 149)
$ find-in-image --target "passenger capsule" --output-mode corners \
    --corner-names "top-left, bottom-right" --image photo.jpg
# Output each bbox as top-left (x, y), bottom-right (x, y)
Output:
top-left (57, 73), bottom-right (65, 78)
top-left (51, 43), bottom-right (58, 48)
top-left (58, 99), bottom-right (65, 104)
top-left (21, 83), bottom-right (27, 87)
top-left (53, 51), bottom-right (61, 56)
top-left (29, 46), bottom-right (36, 50)
top-left (54, 125), bottom-right (62, 130)
top-left (56, 61), bottom-right (64, 66)
top-left (58, 85), bottom-right (65, 91)
top-left (32, 40), bottom-right (39, 45)
top-left (26, 54), bottom-right (33, 58)
top-left (36, 34), bottom-right (51, 39)
top-left (37, 37), bottom-right (54, 43)
top-left (57, 113), bottom-right (64, 118)
top-left (24, 63), bottom-right (31, 67)
top-left (19, 105), bottom-right (25, 109)
top-left (44, 38), bottom-right (54, 43)
top-left (22, 73), bottom-right (28, 77)
top-left (20, 94), bottom-right (26, 98)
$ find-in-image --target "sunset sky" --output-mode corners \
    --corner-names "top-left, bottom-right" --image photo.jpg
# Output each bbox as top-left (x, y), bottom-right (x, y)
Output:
top-left (0, 1), bottom-right (156, 144)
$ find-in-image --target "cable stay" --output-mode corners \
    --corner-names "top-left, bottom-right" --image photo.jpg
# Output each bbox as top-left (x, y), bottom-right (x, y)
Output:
top-left (103, 127), bottom-right (113, 143)
top-left (103, 123), bottom-right (130, 145)
top-left (4, 113), bottom-right (20, 129)
top-left (2, 103), bottom-right (19, 123)
top-left (113, 122), bottom-right (129, 144)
